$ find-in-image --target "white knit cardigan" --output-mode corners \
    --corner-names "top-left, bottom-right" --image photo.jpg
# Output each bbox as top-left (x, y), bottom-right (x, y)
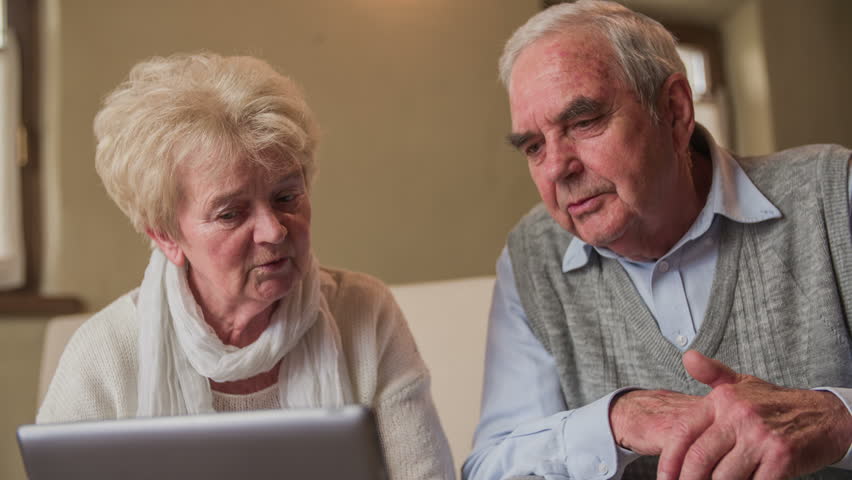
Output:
top-left (38, 267), bottom-right (455, 480)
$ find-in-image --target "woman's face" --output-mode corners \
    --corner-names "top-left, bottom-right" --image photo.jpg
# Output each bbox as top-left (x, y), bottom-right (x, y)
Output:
top-left (151, 158), bottom-right (311, 317)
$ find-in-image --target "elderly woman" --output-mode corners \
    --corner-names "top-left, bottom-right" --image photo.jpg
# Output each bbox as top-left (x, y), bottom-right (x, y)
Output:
top-left (37, 53), bottom-right (454, 479)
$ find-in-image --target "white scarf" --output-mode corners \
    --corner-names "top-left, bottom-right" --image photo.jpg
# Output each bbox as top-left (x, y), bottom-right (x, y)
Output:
top-left (136, 249), bottom-right (353, 416)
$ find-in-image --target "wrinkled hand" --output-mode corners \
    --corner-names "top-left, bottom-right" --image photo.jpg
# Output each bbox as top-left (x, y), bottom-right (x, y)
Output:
top-left (609, 388), bottom-right (701, 456)
top-left (657, 350), bottom-right (852, 480)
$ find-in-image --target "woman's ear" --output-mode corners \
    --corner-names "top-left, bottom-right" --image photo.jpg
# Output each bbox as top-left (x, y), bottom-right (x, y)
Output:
top-left (145, 229), bottom-right (186, 267)
top-left (657, 72), bottom-right (695, 156)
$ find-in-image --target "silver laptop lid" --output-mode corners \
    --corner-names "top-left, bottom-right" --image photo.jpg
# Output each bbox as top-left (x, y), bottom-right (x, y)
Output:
top-left (18, 405), bottom-right (388, 480)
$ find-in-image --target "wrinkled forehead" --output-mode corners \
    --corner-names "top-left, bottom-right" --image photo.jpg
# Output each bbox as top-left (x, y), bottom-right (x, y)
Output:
top-left (508, 30), bottom-right (620, 125)
top-left (177, 145), bottom-right (305, 201)
top-left (509, 29), bottom-right (618, 94)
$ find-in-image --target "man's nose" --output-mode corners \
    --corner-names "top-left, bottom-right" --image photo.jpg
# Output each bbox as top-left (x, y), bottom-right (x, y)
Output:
top-left (543, 137), bottom-right (582, 183)
top-left (253, 207), bottom-right (287, 244)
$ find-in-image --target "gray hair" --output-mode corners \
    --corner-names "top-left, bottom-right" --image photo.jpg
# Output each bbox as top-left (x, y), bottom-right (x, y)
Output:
top-left (499, 0), bottom-right (685, 119)
top-left (94, 52), bottom-right (319, 240)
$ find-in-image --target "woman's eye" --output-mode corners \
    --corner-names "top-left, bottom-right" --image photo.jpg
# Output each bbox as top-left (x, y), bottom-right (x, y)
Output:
top-left (277, 194), bottom-right (296, 203)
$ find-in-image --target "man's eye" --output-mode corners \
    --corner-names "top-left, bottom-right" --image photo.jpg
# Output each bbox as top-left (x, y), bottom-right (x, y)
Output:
top-left (524, 142), bottom-right (542, 157)
top-left (218, 211), bottom-right (239, 221)
top-left (574, 116), bottom-right (600, 130)
top-left (277, 194), bottom-right (296, 203)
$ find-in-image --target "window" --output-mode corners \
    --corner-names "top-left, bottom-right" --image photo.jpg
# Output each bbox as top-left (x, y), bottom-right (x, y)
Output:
top-left (0, 0), bottom-right (82, 314)
top-left (0, 0), bottom-right (26, 290)
top-left (0, 0), bottom-right (5, 49)
top-left (669, 25), bottom-right (731, 148)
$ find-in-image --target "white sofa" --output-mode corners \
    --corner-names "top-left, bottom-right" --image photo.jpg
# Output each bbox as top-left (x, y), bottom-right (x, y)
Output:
top-left (38, 276), bottom-right (495, 473)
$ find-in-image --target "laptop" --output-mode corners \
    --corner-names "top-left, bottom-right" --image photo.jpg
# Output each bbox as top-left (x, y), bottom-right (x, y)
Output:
top-left (17, 405), bottom-right (388, 480)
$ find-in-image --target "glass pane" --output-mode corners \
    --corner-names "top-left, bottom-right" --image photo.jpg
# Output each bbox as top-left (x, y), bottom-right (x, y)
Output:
top-left (0, 0), bottom-right (5, 50)
top-left (677, 44), bottom-right (709, 99)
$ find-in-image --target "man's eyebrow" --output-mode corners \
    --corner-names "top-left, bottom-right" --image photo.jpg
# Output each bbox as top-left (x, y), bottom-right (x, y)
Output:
top-left (555, 96), bottom-right (604, 124)
top-left (506, 97), bottom-right (604, 150)
top-left (507, 132), bottom-right (535, 150)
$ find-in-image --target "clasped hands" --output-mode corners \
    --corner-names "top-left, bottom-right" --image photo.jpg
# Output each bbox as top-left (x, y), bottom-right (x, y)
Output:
top-left (609, 351), bottom-right (852, 479)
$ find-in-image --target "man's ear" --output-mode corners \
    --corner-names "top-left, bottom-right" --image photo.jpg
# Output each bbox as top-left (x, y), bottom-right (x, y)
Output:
top-left (657, 72), bottom-right (695, 156)
top-left (145, 228), bottom-right (186, 267)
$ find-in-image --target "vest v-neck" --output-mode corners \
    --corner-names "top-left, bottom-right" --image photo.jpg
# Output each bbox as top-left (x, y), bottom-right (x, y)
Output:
top-left (605, 220), bottom-right (743, 386)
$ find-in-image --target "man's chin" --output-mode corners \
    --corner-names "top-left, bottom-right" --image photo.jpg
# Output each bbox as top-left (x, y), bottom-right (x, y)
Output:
top-left (574, 223), bottom-right (629, 250)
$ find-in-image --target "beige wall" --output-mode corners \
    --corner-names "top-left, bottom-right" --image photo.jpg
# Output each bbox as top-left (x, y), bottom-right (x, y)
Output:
top-left (721, 0), bottom-right (775, 156)
top-left (721, 0), bottom-right (852, 155)
top-left (0, 317), bottom-right (46, 480)
top-left (39, 0), bottom-right (542, 311)
top-left (759, 0), bottom-right (852, 150)
top-left (35, 0), bottom-right (852, 313)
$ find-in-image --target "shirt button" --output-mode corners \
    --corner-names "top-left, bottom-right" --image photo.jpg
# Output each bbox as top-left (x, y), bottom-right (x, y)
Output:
top-left (597, 462), bottom-right (609, 475)
top-left (676, 334), bottom-right (688, 347)
top-left (658, 261), bottom-right (670, 273)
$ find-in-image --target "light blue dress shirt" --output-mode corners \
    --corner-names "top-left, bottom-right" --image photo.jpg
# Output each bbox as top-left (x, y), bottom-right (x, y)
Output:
top-left (463, 140), bottom-right (852, 480)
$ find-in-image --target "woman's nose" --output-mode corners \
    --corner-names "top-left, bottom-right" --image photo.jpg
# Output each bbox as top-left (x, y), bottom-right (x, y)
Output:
top-left (253, 207), bottom-right (287, 245)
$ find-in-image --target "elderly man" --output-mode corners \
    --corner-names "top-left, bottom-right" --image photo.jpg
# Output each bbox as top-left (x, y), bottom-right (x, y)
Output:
top-left (463, 1), bottom-right (852, 479)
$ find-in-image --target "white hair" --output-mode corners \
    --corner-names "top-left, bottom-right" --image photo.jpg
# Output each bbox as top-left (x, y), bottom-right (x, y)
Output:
top-left (94, 52), bottom-right (319, 240)
top-left (499, 0), bottom-right (685, 119)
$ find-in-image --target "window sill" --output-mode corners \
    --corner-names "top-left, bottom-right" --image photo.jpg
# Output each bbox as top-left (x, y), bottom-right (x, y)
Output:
top-left (0, 292), bottom-right (84, 317)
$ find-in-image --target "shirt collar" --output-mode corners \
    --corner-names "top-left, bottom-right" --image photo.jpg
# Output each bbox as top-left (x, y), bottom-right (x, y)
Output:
top-left (561, 125), bottom-right (782, 272)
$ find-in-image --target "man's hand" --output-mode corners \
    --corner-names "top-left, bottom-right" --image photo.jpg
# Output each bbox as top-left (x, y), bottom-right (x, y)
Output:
top-left (609, 388), bottom-right (701, 456)
top-left (657, 350), bottom-right (852, 480)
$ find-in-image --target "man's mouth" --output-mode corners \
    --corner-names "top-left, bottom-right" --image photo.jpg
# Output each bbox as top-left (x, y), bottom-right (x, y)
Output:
top-left (566, 192), bottom-right (607, 216)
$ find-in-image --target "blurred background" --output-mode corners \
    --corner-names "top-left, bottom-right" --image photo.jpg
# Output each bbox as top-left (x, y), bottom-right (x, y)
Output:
top-left (1, 0), bottom-right (850, 478)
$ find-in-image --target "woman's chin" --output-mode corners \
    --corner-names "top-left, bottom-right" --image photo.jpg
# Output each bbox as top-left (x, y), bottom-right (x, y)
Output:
top-left (251, 273), bottom-right (298, 303)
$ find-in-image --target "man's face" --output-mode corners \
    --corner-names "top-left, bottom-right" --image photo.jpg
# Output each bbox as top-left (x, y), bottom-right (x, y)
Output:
top-left (508, 30), bottom-right (683, 258)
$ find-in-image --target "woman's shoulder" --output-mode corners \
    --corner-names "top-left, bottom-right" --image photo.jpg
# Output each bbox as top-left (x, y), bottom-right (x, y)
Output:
top-left (318, 267), bottom-right (430, 408)
top-left (54, 289), bottom-right (140, 389)
top-left (73, 290), bottom-right (140, 345)
top-left (56, 289), bottom-right (140, 375)
top-left (37, 290), bottom-right (140, 423)
top-left (317, 266), bottom-right (407, 343)
top-left (319, 266), bottom-right (394, 309)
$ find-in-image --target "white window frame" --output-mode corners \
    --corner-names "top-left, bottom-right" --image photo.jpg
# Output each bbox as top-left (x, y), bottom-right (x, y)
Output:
top-left (0, 19), bottom-right (26, 290)
top-left (0, 0), bottom-right (6, 50)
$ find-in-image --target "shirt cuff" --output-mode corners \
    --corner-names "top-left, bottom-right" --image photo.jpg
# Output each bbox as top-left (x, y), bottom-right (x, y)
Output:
top-left (814, 387), bottom-right (852, 470)
top-left (558, 387), bottom-right (641, 479)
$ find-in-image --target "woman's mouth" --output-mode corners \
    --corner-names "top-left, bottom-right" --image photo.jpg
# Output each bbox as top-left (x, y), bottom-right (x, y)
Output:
top-left (256, 257), bottom-right (289, 272)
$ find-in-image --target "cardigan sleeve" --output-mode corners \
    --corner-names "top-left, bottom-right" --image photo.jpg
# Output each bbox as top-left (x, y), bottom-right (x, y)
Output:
top-left (326, 267), bottom-right (455, 480)
top-left (372, 285), bottom-right (455, 480)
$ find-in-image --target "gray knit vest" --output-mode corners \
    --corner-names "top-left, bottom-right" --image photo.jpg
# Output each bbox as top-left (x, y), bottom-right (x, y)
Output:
top-left (507, 144), bottom-right (852, 479)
